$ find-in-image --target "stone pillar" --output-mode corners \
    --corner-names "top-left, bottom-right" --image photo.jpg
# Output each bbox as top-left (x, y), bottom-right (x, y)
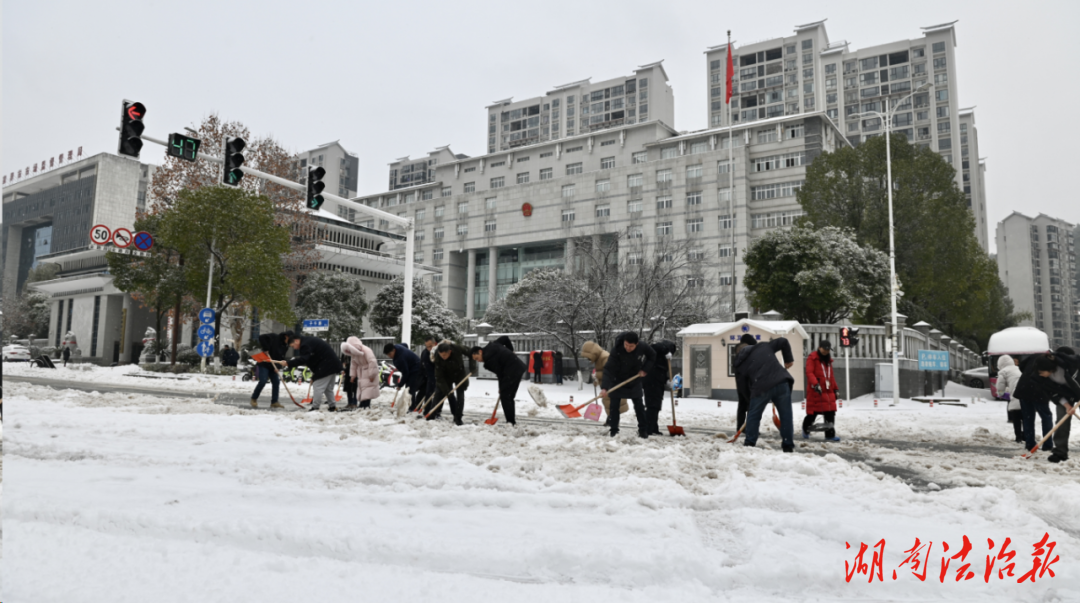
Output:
top-left (487, 246), bottom-right (498, 309)
top-left (121, 295), bottom-right (135, 363)
top-left (466, 249), bottom-right (477, 319)
top-left (565, 238), bottom-right (575, 273)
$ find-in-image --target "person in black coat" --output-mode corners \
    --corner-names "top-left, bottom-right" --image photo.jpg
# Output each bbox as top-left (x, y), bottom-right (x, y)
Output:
top-left (471, 340), bottom-right (527, 425)
top-left (420, 336), bottom-right (439, 408)
top-left (432, 340), bottom-right (476, 424)
top-left (531, 351), bottom-right (543, 384)
top-left (281, 333), bottom-right (343, 411)
top-left (62, 345), bottom-right (71, 367)
top-left (221, 345), bottom-right (240, 367)
top-left (251, 332), bottom-right (287, 409)
top-left (495, 335), bottom-right (514, 352)
top-left (554, 350), bottom-right (564, 385)
top-left (385, 343), bottom-right (424, 410)
top-left (732, 342), bottom-right (752, 433)
top-left (601, 331), bottom-right (656, 438)
top-left (643, 340), bottom-right (677, 436)
top-left (733, 333), bottom-right (796, 452)
top-left (1014, 351), bottom-right (1080, 460)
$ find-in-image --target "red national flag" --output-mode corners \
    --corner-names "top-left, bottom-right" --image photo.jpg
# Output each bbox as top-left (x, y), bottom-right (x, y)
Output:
top-left (725, 42), bottom-right (734, 104)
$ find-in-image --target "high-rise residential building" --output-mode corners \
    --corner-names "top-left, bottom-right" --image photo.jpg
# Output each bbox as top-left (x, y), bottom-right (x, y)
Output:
top-left (485, 62), bottom-right (674, 155)
top-left (705, 20), bottom-right (989, 251)
top-left (996, 212), bottom-right (1080, 349)
top-left (292, 141), bottom-right (359, 198)
top-left (958, 108), bottom-right (989, 249)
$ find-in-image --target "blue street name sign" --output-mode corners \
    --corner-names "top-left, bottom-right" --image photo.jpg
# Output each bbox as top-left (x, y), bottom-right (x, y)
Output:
top-left (197, 324), bottom-right (215, 341)
top-left (302, 318), bottom-right (330, 332)
top-left (195, 341), bottom-right (215, 358)
top-left (198, 308), bottom-right (216, 325)
top-left (918, 350), bottom-right (950, 371)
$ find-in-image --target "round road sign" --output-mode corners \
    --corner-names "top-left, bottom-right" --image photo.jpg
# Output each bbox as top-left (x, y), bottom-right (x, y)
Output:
top-left (90, 224), bottom-right (112, 246)
top-left (133, 231), bottom-right (154, 251)
top-left (113, 227), bottom-right (133, 248)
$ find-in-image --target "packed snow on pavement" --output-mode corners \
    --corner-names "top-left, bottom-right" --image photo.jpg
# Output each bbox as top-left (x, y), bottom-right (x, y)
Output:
top-left (3, 377), bottom-right (1078, 602)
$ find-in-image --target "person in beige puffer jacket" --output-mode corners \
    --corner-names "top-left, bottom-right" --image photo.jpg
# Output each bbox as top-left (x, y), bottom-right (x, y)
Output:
top-left (581, 341), bottom-right (628, 421)
top-left (997, 354), bottom-right (1024, 443)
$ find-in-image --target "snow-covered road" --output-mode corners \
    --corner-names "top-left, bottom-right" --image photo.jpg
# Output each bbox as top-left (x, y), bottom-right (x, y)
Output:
top-left (3, 375), bottom-right (1078, 602)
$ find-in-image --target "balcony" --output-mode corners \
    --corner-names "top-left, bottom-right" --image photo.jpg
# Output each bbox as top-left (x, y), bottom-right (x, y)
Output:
top-left (628, 185), bottom-right (643, 198)
top-left (686, 176), bottom-right (703, 189)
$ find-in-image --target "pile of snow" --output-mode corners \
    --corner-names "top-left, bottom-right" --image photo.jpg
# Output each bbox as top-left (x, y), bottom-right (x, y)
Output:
top-left (3, 380), bottom-right (1078, 601)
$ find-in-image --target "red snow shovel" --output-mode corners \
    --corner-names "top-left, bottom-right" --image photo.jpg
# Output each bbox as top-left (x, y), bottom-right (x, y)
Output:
top-left (484, 398), bottom-right (501, 425)
top-left (1022, 403), bottom-right (1077, 459)
top-left (667, 359), bottom-right (684, 436)
top-left (334, 371), bottom-right (344, 403)
top-left (556, 375), bottom-right (640, 418)
top-left (302, 380), bottom-right (313, 405)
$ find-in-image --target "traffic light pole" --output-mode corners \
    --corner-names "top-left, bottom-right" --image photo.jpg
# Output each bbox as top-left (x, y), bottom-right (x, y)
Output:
top-left (845, 347), bottom-right (850, 404)
top-left (129, 129), bottom-right (417, 347)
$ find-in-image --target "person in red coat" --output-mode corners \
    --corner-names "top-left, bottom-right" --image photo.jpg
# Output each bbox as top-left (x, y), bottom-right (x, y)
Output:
top-left (803, 340), bottom-right (840, 441)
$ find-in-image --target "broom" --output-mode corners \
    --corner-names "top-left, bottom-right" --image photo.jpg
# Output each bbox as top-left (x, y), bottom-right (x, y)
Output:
top-left (666, 357), bottom-right (684, 436)
top-left (556, 375), bottom-right (639, 419)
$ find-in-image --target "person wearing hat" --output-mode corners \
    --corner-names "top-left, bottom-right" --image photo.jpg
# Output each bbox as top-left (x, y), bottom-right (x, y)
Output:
top-left (803, 340), bottom-right (840, 441)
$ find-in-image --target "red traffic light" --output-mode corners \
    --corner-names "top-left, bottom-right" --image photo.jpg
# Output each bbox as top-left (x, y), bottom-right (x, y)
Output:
top-left (126, 102), bottom-right (146, 120)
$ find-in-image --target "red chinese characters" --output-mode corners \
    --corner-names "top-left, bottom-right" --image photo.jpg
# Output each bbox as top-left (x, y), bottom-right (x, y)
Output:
top-left (848, 534), bottom-right (1059, 584)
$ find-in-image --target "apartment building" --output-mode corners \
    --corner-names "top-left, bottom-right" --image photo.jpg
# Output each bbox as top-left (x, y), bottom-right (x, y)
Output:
top-left (292, 140), bottom-right (359, 199)
top-left (996, 212), bottom-right (1080, 349)
top-left (387, 146), bottom-right (467, 192)
top-left (704, 20), bottom-right (989, 250)
top-left (484, 62), bottom-right (675, 155)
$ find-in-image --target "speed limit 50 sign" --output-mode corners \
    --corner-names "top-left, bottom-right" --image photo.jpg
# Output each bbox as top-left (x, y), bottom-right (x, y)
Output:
top-left (90, 224), bottom-right (112, 246)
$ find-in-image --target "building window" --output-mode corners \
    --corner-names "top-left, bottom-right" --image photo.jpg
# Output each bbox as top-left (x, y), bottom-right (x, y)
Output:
top-left (628, 199), bottom-right (643, 213)
top-left (421, 189), bottom-right (433, 201)
top-left (458, 201), bottom-right (469, 215)
top-left (485, 219), bottom-right (496, 232)
top-left (517, 172), bottom-right (529, 184)
top-left (464, 166), bottom-right (476, 173)
top-left (628, 252), bottom-right (643, 266)
top-left (936, 106), bottom-right (950, 119)
top-left (441, 187), bottom-right (452, 197)
top-left (753, 152), bottom-right (805, 171)
top-left (628, 226), bottom-right (643, 239)
top-left (414, 251), bottom-right (424, 263)
top-left (718, 245), bottom-right (736, 258)
top-left (932, 41), bottom-right (946, 53)
top-left (489, 161), bottom-right (505, 168)
top-left (596, 179), bottom-right (611, 193)
top-left (540, 168), bottom-right (553, 180)
top-left (690, 142), bottom-right (707, 155)
top-left (686, 191), bottom-right (702, 206)
top-left (656, 196), bottom-right (672, 210)
top-left (486, 197), bottom-right (497, 210)
top-left (562, 209), bottom-right (575, 222)
top-left (490, 176), bottom-right (505, 189)
top-left (457, 223), bottom-right (468, 236)
top-left (656, 221), bottom-right (673, 236)
top-left (661, 147), bottom-right (678, 159)
top-left (415, 208), bottom-right (426, 221)
top-left (595, 204), bottom-right (610, 218)
top-left (601, 156), bottom-right (615, 170)
top-left (434, 205), bottom-right (445, 218)
top-left (687, 217), bottom-right (704, 233)
top-left (540, 151), bottom-right (553, 158)
top-left (464, 182), bottom-right (475, 193)
top-left (750, 181), bottom-right (804, 200)
top-left (656, 169), bottom-right (673, 184)
top-left (566, 162), bottom-right (583, 176)
top-left (687, 164), bottom-right (703, 180)
top-left (717, 158), bottom-right (736, 174)
top-left (751, 210), bottom-right (805, 228)
top-left (719, 275), bottom-right (736, 286)
top-left (600, 139), bottom-right (616, 147)
top-left (434, 227), bottom-right (445, 239)
top-left (433, 248), bottom-right (444, 261)
top-left (632, 151), bottom-right (647, 164)
top-left (757, 128), bottom-right (778, 144)
top-left (562, 184), bottom-right (575, 198)
top-left (565, 146), bottom-right (583, 154)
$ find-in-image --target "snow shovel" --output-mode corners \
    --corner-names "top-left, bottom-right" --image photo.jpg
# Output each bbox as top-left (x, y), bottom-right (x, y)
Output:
top-left (302, 379), bottom-right (313, 405)
top-left (727, 405), bottom-right (781, 443)
top-left (484, 398), bottom-right (502, 425)
top-left (1022, 403), bottom-right (1076, 459)
top-left (253, 352), bottom-right (305, 410)
top-left (389, 388), bottom-right (401, 408)
top-left (334, 371), bottom-right (344, 403)
top-left (424, 374), bottom-right (471, 419)
top-left (556, 375), bottom-right (639, 418)
top-left (667, 359), bottom-right (684, 436)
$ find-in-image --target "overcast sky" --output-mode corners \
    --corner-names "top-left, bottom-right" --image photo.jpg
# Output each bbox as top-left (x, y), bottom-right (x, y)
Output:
top-left (4, 0), bottom-right (1078, 249)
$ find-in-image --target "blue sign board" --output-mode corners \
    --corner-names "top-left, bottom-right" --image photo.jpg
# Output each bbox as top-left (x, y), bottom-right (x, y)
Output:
top-left (197, 324), bottom-right (215, 341)
top-left (195, 341), bottom-right (215, 358)
top-left (918, 350), bottom-right (950, 371)
top-left (198, 308), bottom-right (216, 325)
top-left (302, 318), bottom-right (330, 332)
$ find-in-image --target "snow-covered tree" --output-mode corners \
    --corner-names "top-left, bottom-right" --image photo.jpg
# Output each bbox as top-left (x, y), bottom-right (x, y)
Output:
top-left (743, 223), bottom-right (890, 324)
top-left (2, 263), bottom-right (58, 339)
top-left (294, 271), bottom-right (369, 343)
top-left (370, 277), bottom-right (462, 346)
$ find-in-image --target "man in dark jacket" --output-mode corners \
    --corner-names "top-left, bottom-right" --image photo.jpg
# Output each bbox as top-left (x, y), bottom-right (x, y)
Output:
top-left (733, 342), bottom-right (751, 433)
top-left (733, 333), bottom-right (796, 452)
top-left (420, 336), bottom-right (439, 409)
top-left (601, 331), bottom-right (656, 438)
top-left (531, 351), bottom-right (543, 384)
top-left (221, 345), bottom-right (240, 367)
top-left (554, 350), bottom-right (564, 385)
top-left (1015, 350), bottom-right (1080, 461)
top-left (432, 340), bottom-right (476, 424)
top-left (281, 333), bottom-right (343, 411)
top-left (251, 332), bottom-right (288, 409)
top-left (385, 343), bottom-right (424, 411)
top-left (643, 340), bottom-right (677, 436)
top-left (471, 340), bottom-right (527, 425)
top-left (1049, 347), bottom-right (1080, 462)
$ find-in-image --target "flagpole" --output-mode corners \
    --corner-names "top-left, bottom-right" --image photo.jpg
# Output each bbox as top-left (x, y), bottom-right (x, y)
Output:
top-left (727, 30), bottom-right (736, 320)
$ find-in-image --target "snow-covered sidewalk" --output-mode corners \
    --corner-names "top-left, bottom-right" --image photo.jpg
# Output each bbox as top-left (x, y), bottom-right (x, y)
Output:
top-left (3, 380), bottom-right (1078, 602)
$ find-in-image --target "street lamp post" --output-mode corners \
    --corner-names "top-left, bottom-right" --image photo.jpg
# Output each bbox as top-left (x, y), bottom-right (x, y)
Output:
top-left (854, 82), bottom-right (932, 407)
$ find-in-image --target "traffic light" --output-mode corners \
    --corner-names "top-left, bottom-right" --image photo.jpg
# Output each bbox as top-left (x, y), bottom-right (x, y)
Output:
top-left (307, 166), bottom-right (326, 210)
top-left (839, 327), bottom-right (861, 348)
top-left (118, 101), bottom-right (146, 158)
top-left (222, 137), bottom-right (246, 186)
top-left (167, 133), bottom-right (201, 162)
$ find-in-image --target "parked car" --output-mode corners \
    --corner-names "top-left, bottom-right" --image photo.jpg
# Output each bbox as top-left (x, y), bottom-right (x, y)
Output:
top-left (2, 345), bottom-right (31, 362)
top-left (962, 366), bottom-right (990, 389)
